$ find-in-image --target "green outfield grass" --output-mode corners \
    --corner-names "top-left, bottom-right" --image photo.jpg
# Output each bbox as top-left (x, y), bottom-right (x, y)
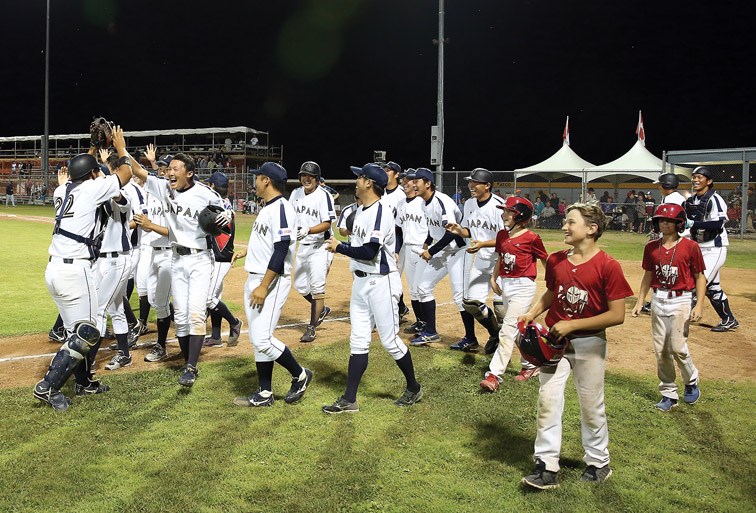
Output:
top-left (0, 345), bottom-right (753, 513)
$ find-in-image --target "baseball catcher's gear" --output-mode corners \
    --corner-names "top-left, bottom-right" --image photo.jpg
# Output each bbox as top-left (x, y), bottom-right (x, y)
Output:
top-left (299, 161), bottom-right (321, 179)
top-left (198, 204), bottom-right (232, 236)
top-left (42, 321), bottom-right (100, 390)
top-left (515, 321), bottom-right (568, 367)
top-left (497, 196), bottom-right (534, 224)
top-left (652, 203), bottom-right (687, 233)
top-left (67, 153), bottom-right (100, 181)
top-left (465, 167), bottom-right (494, 183)
top-left (692, 166), bottom-right (714, 181)
top-left (89, 116), bottom-right (114, 150)
top-left (653, 173), bottom-right (680, 190)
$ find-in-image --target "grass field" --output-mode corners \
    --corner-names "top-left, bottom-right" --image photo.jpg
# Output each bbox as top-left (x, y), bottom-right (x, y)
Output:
top-left (1, 204), bottom-right (755, 512)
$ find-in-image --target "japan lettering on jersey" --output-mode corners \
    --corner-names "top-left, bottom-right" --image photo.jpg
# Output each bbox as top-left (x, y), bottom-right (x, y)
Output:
top-left (545, 250), bottom-right (633, 332)
top-left (290, 186), bottom-right (336, 243)
top-left (349, 200), bottom-right (397, 275)
top-left (99, 196), bottom-right (132, 253)
top-left (641, 237), bottom-right (705, 291)
top-left (423, 191), bottom-right (463, 247)
top-left (395, 196), bottom-right (428, 245)
top-left (685, 190), bottom-right (729, 247)
top-left (462, 195), bottom-right (505, 261)
top-left (382, 184), bottom-right (405, 219)
top-left (144, 175), bottom-right (223, 249)
top-left (144, 191), bottom-right (169, 248)
top-left (244, 196), bottom-right (295, 275)
top-left (49, 175), bottom-right (122, 260)
top-left (496, 230), bottom-right (548, 280)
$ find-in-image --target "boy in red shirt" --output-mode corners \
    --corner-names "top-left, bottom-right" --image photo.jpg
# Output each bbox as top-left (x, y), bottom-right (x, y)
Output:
top-left (480, 197), bottom-right (548, 391)
top-left (631, 204), bottom-right (705, 411)
top-left (519, 203), bottom-right (633, 490)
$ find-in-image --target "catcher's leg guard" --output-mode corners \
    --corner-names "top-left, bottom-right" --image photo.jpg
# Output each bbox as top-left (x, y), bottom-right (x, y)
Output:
top-left (462, 299), bottom-right (499, 336)
top-left (43, 321), bottom-right (100, 390)
top-left (706, 284), bottom-right (734, 321)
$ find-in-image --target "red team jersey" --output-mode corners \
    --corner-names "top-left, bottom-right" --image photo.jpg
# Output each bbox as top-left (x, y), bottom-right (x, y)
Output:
top-left (545, 250), bottom-right (633, 333)
top-left (641, 237), bottom-right (705, 291)
top-left (495, 230), bottom-right (548, 280)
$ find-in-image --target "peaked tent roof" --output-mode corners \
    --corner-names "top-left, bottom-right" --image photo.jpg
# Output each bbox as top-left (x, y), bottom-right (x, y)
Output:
top-left (514, 142), bottom-right (594, 178)
top-left (585, 140), bottom-right (691, 181)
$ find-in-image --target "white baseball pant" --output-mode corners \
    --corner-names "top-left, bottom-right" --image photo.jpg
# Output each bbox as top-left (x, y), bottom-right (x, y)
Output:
top-left (401, 244), bottom-right (427, 301)
top-left (294, 242), bottom-right (330, 298)
top-left (148, 247), bottom-right (172, 319)
top-left (534, 332), bottom-right (610, 473)
top-left (651, 289), bottom-right (698, 400)
top-left (207, 261), bottom-right (232, 309)
top-left (487, 277), bottom-right (537, 378)
top-left (171, 249), bottom-right (213, 336)
top-left (349, 272), bottom-right (408, 360)
top-left (95, 253), bottom-right (132, 335)
top-left (417, 247), bottom-right (465, 310)
top-left (45, 258), bottom-right (98, 332)
top-left (243, 273), bottom-right (289, 362)
top-left (135, 244), bottom-right (152, 297)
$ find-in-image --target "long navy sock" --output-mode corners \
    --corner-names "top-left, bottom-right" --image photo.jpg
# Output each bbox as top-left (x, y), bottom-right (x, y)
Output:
top-left (156, 317), bottom-right (171, 348)
top-left (210, 310), bottom-right (222, 340)
top-left (52, 315), bottom-right (64, 331)
top-left (302, 293), bottom-right (313, 305)
top-left (411, 300), bottom-right (423, 322)
top-left (116, 332), bottom-right (130, 357)
top-left (344, 353), bottom-right (369, 403)
top-left (275, 347), bottom-right (303, 377)
top-left (395, 352), bottom-right (420, 393)
top-left (214, 300), bottom-right (237, 325)
top-left (187, 335), bottom-right (204, 367)
top-left (256, 361), bottom-right (275, 392)
top-left (460, 311), bottom-right (477, 340)
top-left (178, 336), bottom-right (189, 361)
top-left (398, 293), bottom-right (407, 313)
top-left (422, 300), bottom-right (437, 334)
top-left (126, 277), bottom-right (135, 300)
top-left (124, 299), bottom-right (137, 326)
top-left (138, 295), bottom-right (151, 325)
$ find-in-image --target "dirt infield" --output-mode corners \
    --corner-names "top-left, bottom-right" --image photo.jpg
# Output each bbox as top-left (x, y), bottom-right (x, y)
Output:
top-left (1, 253), bottom-right (754, 389)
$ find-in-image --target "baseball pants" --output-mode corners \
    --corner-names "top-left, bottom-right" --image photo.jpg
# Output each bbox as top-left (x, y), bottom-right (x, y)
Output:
top-left (207, 260), bottom-right (232, 309)
top-left (148, 247), bottom-right (172, 319)
top-left (243, 273), bottom-right (290, 362)
top-left (651, 290), bottom-right (698, 400)
top-left (171, 249), bottom-right (213, 336)
top-left (400, 244), bottom-right (427, 301)
top-left (95, 253), bottom-right (132, 335)
top-left (487, 277), bottom-right (537, 378)
top-left (349, 272), bottom-right (408, 360)
top-left (417, 247), bottom-right (465, 310)
top-left (135, 244), bottom-right (152, 297)
top-left (462, 252), bottom-right (501, 303)
top-left (534, 332), bottom-right (610, 473)
top-left (45, 258), bottom-right (98, 332)
top-left (294, 242), bottom-right (330, 298)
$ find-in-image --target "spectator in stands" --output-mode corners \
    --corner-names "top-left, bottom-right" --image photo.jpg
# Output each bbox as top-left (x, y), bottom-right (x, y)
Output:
top-left (599, 191), bottom-right (611, 204)
top-left (625, 190), bottom-right (636, 204)
top-left (5, 182), bottom-right (16, 207)
top-left (601, 196), bottom-right (615, 214)
top-left (452, 188), bottom-right (463, 206)
top-left (541, 202), bottom-right (557, 228)
top-left (585, 187), bottom-right (598, 205)
top-left (533, 196), bottom-right (545, 228)
top-left (558, 199), bottom-right (567, 221)
top-left (549, 192), bottom-right (559, 208)
top-left (747, 186), bottom-right (755, 231)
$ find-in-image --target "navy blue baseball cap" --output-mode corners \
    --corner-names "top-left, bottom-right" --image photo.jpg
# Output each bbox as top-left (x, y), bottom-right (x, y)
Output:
top-left (258, 162), bottom-right (287, 182)
top-left (382, 161), bottom-right (402, 175)
top-left (407, 167), bottom-right (435, 184)
top-left (208, 171), bottom-right (229, 187)
top-left (350, 163), bottom-right (388, 188)
top-left (157, 155), bottom-right (173, 166)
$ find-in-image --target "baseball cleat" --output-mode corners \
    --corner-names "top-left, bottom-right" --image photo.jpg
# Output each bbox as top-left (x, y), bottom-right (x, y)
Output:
top-left (514, 367), bottom-right (540, 381)
top-left (403, 320), bottom-right (426, 334)
top-left (203, 337), bottom-right (223, 348)
top-left (48, 328), bottom-right (66, 343)
top-left (177, 364), bottom-right (198, 387)
top-left (581, 465), bottom-right (612, 483)
top-left (144, 344), bottom-right (168, 362)
top-left (710, 318), bottom-right (739, 332)
top-left (135, 321), bottom-right (149, 336)
top-left (640, 301), bottom-right (652, 314)
top-left (285, 368), bottom-right (313, 404)
top-left (316, 306), bottom-right (331, 327)
top-left (480, 374), bottom-right (500, 392)
top-left (322, 396), bottom-right (359, 414)
top-left (449, 337), bottom-right (478, 352)
top-left (410, 331), bottom-right (441, 346)
top-left (300, 325), bottom-right (317, 343)
top-left (655, 396), bottom-right (678, 412)
top-left (521, 460), bottom-right (559, 490)
top-left (33, 380), bottom-right (71, 412)
top-left (105, 351), bottom-right (132, 370)
top-left (234, 389), bottom-right (274, 407)
top-left (108, 336), bottom-right (137, 351)
top-left (683, 384), bottom-right (700, 404)
top-left (395, 386), bottom-right (423, 407)
top-left (227, 319), bottom-right (243, 346)
top-left (127, 321), bottom-right (143, 346)
top-left (75, 380), bottom-right (110, 396)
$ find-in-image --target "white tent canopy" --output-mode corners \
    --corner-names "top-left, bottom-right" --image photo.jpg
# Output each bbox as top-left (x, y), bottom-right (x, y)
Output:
top-left (585, 140), bottom-right (689, 181)
top-left (514, 142), bottom-right (594, 179)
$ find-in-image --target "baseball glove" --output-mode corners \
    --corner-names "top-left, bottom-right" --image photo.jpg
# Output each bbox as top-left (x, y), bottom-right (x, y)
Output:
top-left (89, 116), bottom-right (114, 150)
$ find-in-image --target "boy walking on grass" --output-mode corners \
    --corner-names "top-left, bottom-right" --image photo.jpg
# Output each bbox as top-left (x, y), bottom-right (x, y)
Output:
top-left (631, 204), bottom-right (705, 411)
top-left (518, 203), bottom-right (633, 490)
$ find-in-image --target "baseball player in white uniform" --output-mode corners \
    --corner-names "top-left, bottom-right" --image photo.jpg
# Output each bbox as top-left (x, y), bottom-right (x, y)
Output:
top-left (232, 162), bottom-right (313, 407)
top-left (35, 127), bottom-right (133, 411)
top-left (337, 200), bottom-right (360, 239)
top-left (395, 170), bottom-right (429, 335)
top-left (445, 168), bottom-right (505, 353)
top-left (406, 168), bottom-right (466, 346)
top-left (684, 166), bottom-right (739, 332)
top-left (290, 161), bottom-right (336, 343)
top-left (323, 163), bottom-right (422, 414)
top-left (132, 153), bottom-right (228, 387)
top-left (381, 161), bottom-right (411, 321)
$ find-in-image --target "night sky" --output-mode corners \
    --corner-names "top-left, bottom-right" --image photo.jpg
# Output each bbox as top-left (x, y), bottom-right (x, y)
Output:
top-left (2, 0), bottom-right (754, 177)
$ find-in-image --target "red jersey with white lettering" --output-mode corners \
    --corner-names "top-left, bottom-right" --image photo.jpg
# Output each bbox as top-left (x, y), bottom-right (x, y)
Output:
top-left (545, 250), bottom-right (633, 330)
top-left (641, 237), bottom-right (705, 291)
top-left (495, 229), bottom-right (548, 280)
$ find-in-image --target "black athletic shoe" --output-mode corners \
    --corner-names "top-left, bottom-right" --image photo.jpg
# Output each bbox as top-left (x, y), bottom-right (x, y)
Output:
top-left (234, 389), bottom-right (274, 407)
top-left (177, 364), bottom-right (198, 387)
top-left (395, 386), bottom-right (423, 407)
top-left (403, 320), bottom-right (426, 335)
top-left (75, 380), bottom-right (110, 396)
top-left (483, 335), bottom-right (499, 355)
top-left (521, 460), bottom-right (559, 490)
top-left (316, 306), bottom-right (331, 327)
top-left (322, 396), bottom-right (359, 414)
top-left (581, 465), bottom-right (613, 483)
top-left (285, 368), bottom-right (313, 404)
top-left (711, 318), bottom-right (739, 332)
top-left (48, 328), bottom-right (66, 343)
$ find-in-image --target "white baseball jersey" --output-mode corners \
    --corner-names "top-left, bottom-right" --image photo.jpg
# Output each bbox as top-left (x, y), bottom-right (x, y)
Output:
top-left (687, 190), bottom-right (729, 248)
top-left (245, 195), bottom-right (296, 275)
top-left (122, 181), bottom-right (147, 247)
top-left (143, 175), bottom-right (223, 249)
top-left (98, 197), bottom-right (132, 253)
top-left (290, 186), bottom-right (336, 244)
top-left (337, 202), bottom-right (358, 230)
top-left (349, 200), bottom-right (397, 275)
top-left (144, 191), bottom-right (170, 248)
top-left (396, 196), bottom-right (428, 246)
top-left (663, 191), bottom-right (686, 207)
top-left (461, 194), bottom-right (506, 262)
top-left (49, 176), bottom-right (122, 260)
top-left (382, 184), bottom-right (405, 219)
top-left (423, 191), bottom-right (464, 249)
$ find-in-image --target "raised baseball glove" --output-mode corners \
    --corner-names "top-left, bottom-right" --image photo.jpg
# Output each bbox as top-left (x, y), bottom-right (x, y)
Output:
top-left (89, 116), bottom-right (114, 150)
